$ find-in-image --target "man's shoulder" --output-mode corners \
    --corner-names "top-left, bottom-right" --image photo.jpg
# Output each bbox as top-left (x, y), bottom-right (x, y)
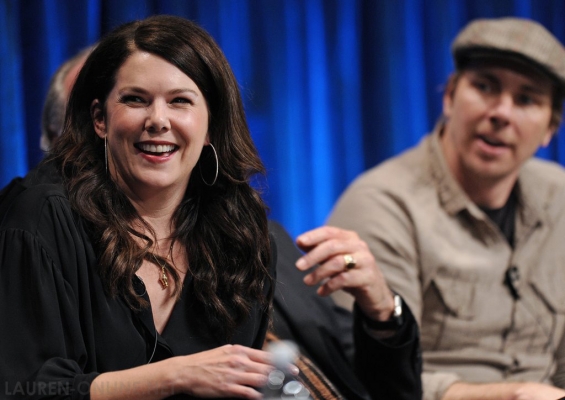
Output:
top-left (522, 158), bottom-right (565, 184)
top-left (348, 139), bottom-right (430, 194)
top-left (520, 158), bottom-right (565, 200)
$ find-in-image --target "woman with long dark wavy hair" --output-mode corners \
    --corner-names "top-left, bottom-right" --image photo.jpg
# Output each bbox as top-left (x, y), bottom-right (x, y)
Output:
top-left (0, 15), bottom-right (275, 399)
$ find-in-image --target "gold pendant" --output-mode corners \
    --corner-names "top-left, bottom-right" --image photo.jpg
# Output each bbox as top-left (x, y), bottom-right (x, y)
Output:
top-left (160, 268), bottom-right (169, 289)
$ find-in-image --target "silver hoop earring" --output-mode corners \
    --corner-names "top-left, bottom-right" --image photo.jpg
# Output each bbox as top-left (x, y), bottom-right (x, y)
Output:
top-left (104, 136), bottom-right (108, 175)
top-left (200, 143), bottom-right (219, 186)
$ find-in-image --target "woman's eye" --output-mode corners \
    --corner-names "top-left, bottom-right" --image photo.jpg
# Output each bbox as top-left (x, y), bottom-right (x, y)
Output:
top-left (120, 95), bottom-right (144, 104)
top-left (171, 97), bottom-right (192, 104)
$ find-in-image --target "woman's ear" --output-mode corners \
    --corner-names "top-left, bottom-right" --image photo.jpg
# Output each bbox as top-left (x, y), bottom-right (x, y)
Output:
top-left (91, 99), bottom-right (106, 139)
top-left (204, 133), bottom-right (211, 146)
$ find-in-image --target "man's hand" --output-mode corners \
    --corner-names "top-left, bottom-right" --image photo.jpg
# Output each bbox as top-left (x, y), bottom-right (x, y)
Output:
top-left (295, 226), bottom-right (395, 322)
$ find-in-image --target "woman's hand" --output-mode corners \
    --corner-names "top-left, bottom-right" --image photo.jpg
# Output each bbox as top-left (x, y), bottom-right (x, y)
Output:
top-left (295, 226), bottom-right (395, 322)
top-left (91, 344), bottom-right (277, 400)
top-left (173, 344), bottom-right (275, 399)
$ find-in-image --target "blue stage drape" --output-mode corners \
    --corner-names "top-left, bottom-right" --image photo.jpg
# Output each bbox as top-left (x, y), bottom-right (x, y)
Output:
top-left (2, 0), bottom-right (565, 237)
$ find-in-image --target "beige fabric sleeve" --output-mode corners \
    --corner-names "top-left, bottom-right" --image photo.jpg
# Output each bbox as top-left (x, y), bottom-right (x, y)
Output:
top-left (328, 179), bottom-right (461, 400)
top-left (423, 372), bottom-right (461, 400)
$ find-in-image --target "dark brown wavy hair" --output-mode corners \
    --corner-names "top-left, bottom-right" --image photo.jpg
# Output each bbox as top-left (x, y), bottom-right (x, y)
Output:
top-left (47, 15), bottom-right (272, 341)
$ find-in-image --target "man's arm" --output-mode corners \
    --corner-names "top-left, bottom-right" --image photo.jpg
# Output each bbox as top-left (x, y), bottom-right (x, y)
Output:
top-left (294, 225), bottom-right (422, 399)
top-left (442, 381), bottom-right (565, 400)
top-left (328, 184), bottom-right (464, 399)
top-left (327, 184), bottom-right (424, 325)
top-left (269, 220), bottom-right (422, 399)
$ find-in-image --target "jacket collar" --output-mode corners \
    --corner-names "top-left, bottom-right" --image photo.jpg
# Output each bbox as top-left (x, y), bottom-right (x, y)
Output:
top-left (427, 121), bottom-right (477, 217)
top-left (426, 121), bottom-right (546, 232)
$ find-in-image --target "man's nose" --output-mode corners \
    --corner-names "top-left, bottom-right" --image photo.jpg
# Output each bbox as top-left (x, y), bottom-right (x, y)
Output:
top-left (488, 93), bottom-right (513, 129)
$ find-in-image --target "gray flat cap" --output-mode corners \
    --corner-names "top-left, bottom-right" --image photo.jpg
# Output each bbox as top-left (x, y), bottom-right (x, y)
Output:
top-left (452, 17), bottom-right (565, 87)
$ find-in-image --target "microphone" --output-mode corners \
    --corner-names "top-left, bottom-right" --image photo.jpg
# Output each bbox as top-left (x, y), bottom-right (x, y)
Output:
top-left (504, 266), bottom-right (520, 300)
top-left (262, 340), bottom-right (312, 400)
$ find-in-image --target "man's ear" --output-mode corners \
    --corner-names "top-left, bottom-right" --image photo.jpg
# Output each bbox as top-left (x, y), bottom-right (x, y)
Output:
top-left (91, 99), bottom-right (106, 139)
top-left (442, 75), bottom-right (458, 119)
top-left (541, 128), bottom-right (556, 148)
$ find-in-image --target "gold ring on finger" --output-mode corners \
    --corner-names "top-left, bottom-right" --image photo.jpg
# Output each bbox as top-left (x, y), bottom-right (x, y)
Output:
top-left (343, 254), bottom-right (356, 271)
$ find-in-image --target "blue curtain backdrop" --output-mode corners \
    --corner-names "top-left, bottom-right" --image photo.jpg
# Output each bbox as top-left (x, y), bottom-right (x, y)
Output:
top-left (2, 0), bottom-right (565, 237)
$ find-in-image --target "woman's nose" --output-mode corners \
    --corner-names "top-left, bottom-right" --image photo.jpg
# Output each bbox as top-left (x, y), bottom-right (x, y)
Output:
top-left (145, 101), bottom-right (171, 133)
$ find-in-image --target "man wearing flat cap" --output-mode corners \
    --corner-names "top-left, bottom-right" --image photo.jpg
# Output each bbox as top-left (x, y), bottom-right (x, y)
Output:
top-left (329, 17), bottom-right (565, 400)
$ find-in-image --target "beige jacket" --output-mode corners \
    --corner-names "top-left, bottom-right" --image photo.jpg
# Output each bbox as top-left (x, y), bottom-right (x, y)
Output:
top-left (328, 126), bottom-right (565, 400)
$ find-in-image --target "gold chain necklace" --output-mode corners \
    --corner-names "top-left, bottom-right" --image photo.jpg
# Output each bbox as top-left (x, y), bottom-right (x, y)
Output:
top-left (152, 242), bottom-right (174, 289)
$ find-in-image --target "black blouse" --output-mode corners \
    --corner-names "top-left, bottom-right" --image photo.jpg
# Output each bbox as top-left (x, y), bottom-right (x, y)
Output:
top-left (0, 165), bottom-right (272, 400)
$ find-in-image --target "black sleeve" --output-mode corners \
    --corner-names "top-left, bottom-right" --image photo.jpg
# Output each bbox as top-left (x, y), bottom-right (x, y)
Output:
top-left (354, 300), bottom-right (422, 400)
top-left (268, 220), bottom-right (354, 358)
top-left (0, 187), bottom-right (99, 400)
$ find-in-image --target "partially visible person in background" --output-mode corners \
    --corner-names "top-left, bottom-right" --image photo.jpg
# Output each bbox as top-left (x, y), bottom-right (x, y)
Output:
top-left (40, 45), bottom-right (94, 152)
top-left (329, 17), bottom-right (565, 400)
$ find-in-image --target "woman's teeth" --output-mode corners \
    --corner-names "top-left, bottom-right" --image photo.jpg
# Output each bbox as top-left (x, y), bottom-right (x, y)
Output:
top-left (138, 144), bottom-right (176, 154)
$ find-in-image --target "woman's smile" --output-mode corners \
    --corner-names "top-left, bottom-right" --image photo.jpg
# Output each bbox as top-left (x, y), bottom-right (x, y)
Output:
top-left (135, 142), bottom-right (179, 155)
top-left (92, 51), bottom-right (210, 199)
